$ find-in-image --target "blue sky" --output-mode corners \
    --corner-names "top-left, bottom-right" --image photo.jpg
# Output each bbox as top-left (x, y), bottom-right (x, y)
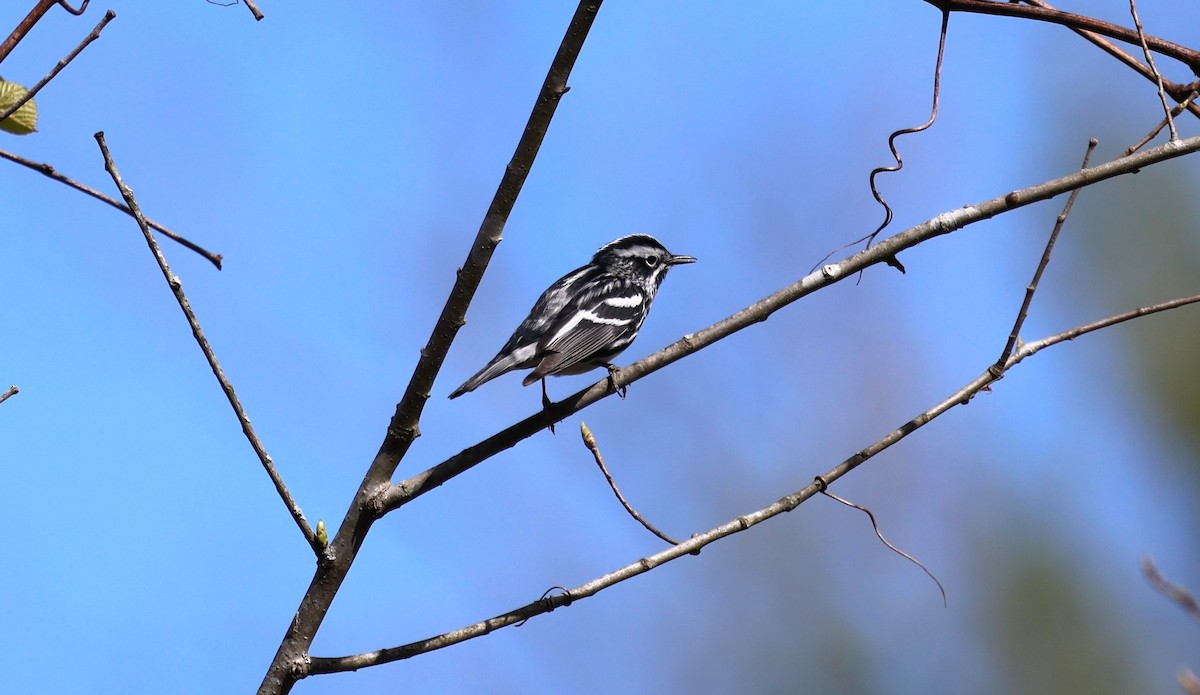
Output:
top-left (3, 2), bottom-right (1200, 693)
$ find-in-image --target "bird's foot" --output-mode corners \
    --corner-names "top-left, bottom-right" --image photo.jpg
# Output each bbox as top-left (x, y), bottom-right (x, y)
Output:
top-left (540, 379), bottom-right (556, 434)
top-left (605, 364), bottom-right (628, 399)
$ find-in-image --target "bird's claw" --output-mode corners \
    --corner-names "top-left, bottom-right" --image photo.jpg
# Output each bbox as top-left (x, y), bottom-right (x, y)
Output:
top-left (605, 364), bottom-right (627, 399)
top-left (540, 379), bottom-right (556, 434)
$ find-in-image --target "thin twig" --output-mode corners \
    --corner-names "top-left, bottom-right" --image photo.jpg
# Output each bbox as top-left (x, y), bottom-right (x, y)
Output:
top-left (243, 0), bottom-right (264, 21)
top-left (56, 1), bottom-right (88, 15)
top-left (93, 131), bottom-right (321, 557)
top-left (813, 9), bottom-right (949, 274)
top-left (581, 422), bottom-right (679, 545)
top-left (1125, 90), bottom-right (1198, 156)
top-left (257, 3), bottom-right (605, 693)
top-left (997, 139), bottom-right (1096, 368)
top-left (0, 10), bottom-right (114, 127)
top-left (1012, 295), bottom-right (1200, 365)
top-left (866, 9), bottom-right (948, 257)
top-left (1019, 0), bottom-right (1200, 120)
top-left (1128, 0), bottom-right (1177, 141)
top-left (0, 0), bottom-right (57, 65)
top-left (1140, 556), bottom-right (1200, 623)
top-left (0, 385), bottom-right (18, 405)
top-left (1181, 669), bottom-right (1200, 695)
top-left (317, 293), bottom-right (1200, 672)
top-left (377, 133), bottom-right (1200, 517)
top-left (0, 147), bottom-right (223, 268)
top-left (816, 481), bottom-right (946, 607)
top-left (927, 0), bottom-right (1200, 74)
top-left (208, 0), bottom-right (262, 20)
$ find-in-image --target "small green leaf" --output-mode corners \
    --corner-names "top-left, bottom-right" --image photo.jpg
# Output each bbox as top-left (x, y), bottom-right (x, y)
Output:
top-left (0, 77), bottom-right (38, 135)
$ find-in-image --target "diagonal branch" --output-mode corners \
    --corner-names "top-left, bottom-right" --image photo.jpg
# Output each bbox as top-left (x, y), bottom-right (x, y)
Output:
top-left (93, 132), bottom-right (320, 556)
top-left (1141, 556), bottom-right (1200, 623)
top-left (926, 0), bottom-right (1200, 74)
top-left (817, 484), bottom-right (946, 607)
top-left (1019, 0), bottom-right (1200, 116)
top-left (257, 3), bottom-right (605, 693)
top-left (242, 0), bottom-right (263, 21)
top-left (1127, 0), bottom-right (1178, 141)
top-left (0, 385), bottom-right (18, 406)
top-left (315, 293), bottom-right (1200, 673)
top-left (0, 147), bottom-right (223, 268)
top-left (997, 138), bottom-right (1096, 367)
top-left (1, 0), bottom-right (59, 65)
top-left (376, 133), bottom-right (1200, 516)
top-left (0, 9), bottom-right (114, 126)
top-left (581, 422), bottom-right (680, 545)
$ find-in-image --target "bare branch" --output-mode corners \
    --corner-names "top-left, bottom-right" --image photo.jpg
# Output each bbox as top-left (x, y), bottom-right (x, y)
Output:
top-left (1011, 295), bottom-right (1200, 366)
top-left (56, 1), bottom-right (88, 15)
top-left (0, 0), bottom-right (56, 65)
top-left (378, 134), bottom-right (1200, 516)
top-left (1128, 0), bottom-right (1178, 140)
top-left (242, 0), bottom-right (264, 21)
top-left (257, 3), bottom-right (605, 692)
top-left (0, 10), bottom-right (113, 127)
top-left (928, 0), bottom-right (1200, 74)
top-left (316, 291), bottom-right (1200, 671)
top-left (1126, 90), bottom-right (1199, 156)
top-left (1020, 0), bottom-right (1200, 118)
top-left (0, 0), bottom-right (93, 64)
top-left (997, 139), bottom-right (1096, 368)
top-left (1182, 669), bottom-right (1200, 695)
top-left (581, 422), bottom-right (680, 545)
top-left (1141, 556), bottom-right (1200, 623)
top-left (0, 385), bottom-right (18, 406)
top-left (816, 482), bottom-right (946, 607)
top-left (814, 9), bottom-right (950, 274)
top-left (93, 131), bottom-right (321, 556)
top-left (865, 9), bottom-right (948, 258)
top-left (209, 0), bottom-right (263, 21)
top-left (0, 147), bottom-right (223, 268)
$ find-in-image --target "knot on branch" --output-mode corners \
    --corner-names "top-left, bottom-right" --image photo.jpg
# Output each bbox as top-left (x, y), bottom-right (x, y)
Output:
top-left (289, 654), bottom-right (311, 679)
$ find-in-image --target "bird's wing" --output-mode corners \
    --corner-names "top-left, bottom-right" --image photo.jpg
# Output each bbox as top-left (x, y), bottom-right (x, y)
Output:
top-left (532, 278), bottom-right (648, 377)
top-left (449, 263), bottom-right (601, 398)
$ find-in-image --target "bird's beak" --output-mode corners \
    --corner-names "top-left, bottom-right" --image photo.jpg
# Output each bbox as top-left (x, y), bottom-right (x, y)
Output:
top-left (668, 254), bottom-right (697, 265)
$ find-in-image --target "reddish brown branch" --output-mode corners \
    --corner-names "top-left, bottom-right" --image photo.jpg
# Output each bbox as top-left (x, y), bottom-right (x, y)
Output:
top-left (0, 0), bottom-right (56, 65)
top-left (926, 0), bottom-right (1200, 75)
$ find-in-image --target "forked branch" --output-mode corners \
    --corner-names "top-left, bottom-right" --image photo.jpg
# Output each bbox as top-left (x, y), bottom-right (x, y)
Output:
top-left (376, 133), bottom-right (1200, 517)
top-left (94, 132), bottom-right (320, 555)
top-left (257, 2), bottom-right (605, 692)
top-left (315, 294), bottom-right (1199, 673)
top-left (926, 0), bottom-right (1200, 73)
top-left (0, 147), bottom-right (223, 268)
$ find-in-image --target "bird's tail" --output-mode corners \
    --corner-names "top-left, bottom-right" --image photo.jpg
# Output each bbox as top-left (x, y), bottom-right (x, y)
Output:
top-left (448, 349), bottom-right (529, 399)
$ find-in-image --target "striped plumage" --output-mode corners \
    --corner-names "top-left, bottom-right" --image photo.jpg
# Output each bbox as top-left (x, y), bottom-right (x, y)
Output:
top-left (448, 234), bottom-right (696, 399)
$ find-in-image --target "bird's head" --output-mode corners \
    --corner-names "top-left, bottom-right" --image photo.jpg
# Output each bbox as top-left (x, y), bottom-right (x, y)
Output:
top-left (592, 234), bottom-right (696, 291)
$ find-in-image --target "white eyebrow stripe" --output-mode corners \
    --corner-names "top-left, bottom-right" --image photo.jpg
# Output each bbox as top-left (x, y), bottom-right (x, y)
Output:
top-left (603, 294), bottom-right (643, 308)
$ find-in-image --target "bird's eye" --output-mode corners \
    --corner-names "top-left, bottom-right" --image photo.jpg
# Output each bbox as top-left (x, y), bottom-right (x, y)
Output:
top-left (644, 255), bottom-right (659, 267)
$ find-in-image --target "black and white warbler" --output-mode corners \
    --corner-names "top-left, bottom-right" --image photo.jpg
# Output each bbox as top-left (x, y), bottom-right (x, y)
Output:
top-left (449, 234), bottom-right (696, 402)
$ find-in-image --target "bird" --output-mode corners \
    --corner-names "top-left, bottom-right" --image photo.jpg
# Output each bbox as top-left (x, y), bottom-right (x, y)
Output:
top-left (448, 234), bottom-right (696, 404)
